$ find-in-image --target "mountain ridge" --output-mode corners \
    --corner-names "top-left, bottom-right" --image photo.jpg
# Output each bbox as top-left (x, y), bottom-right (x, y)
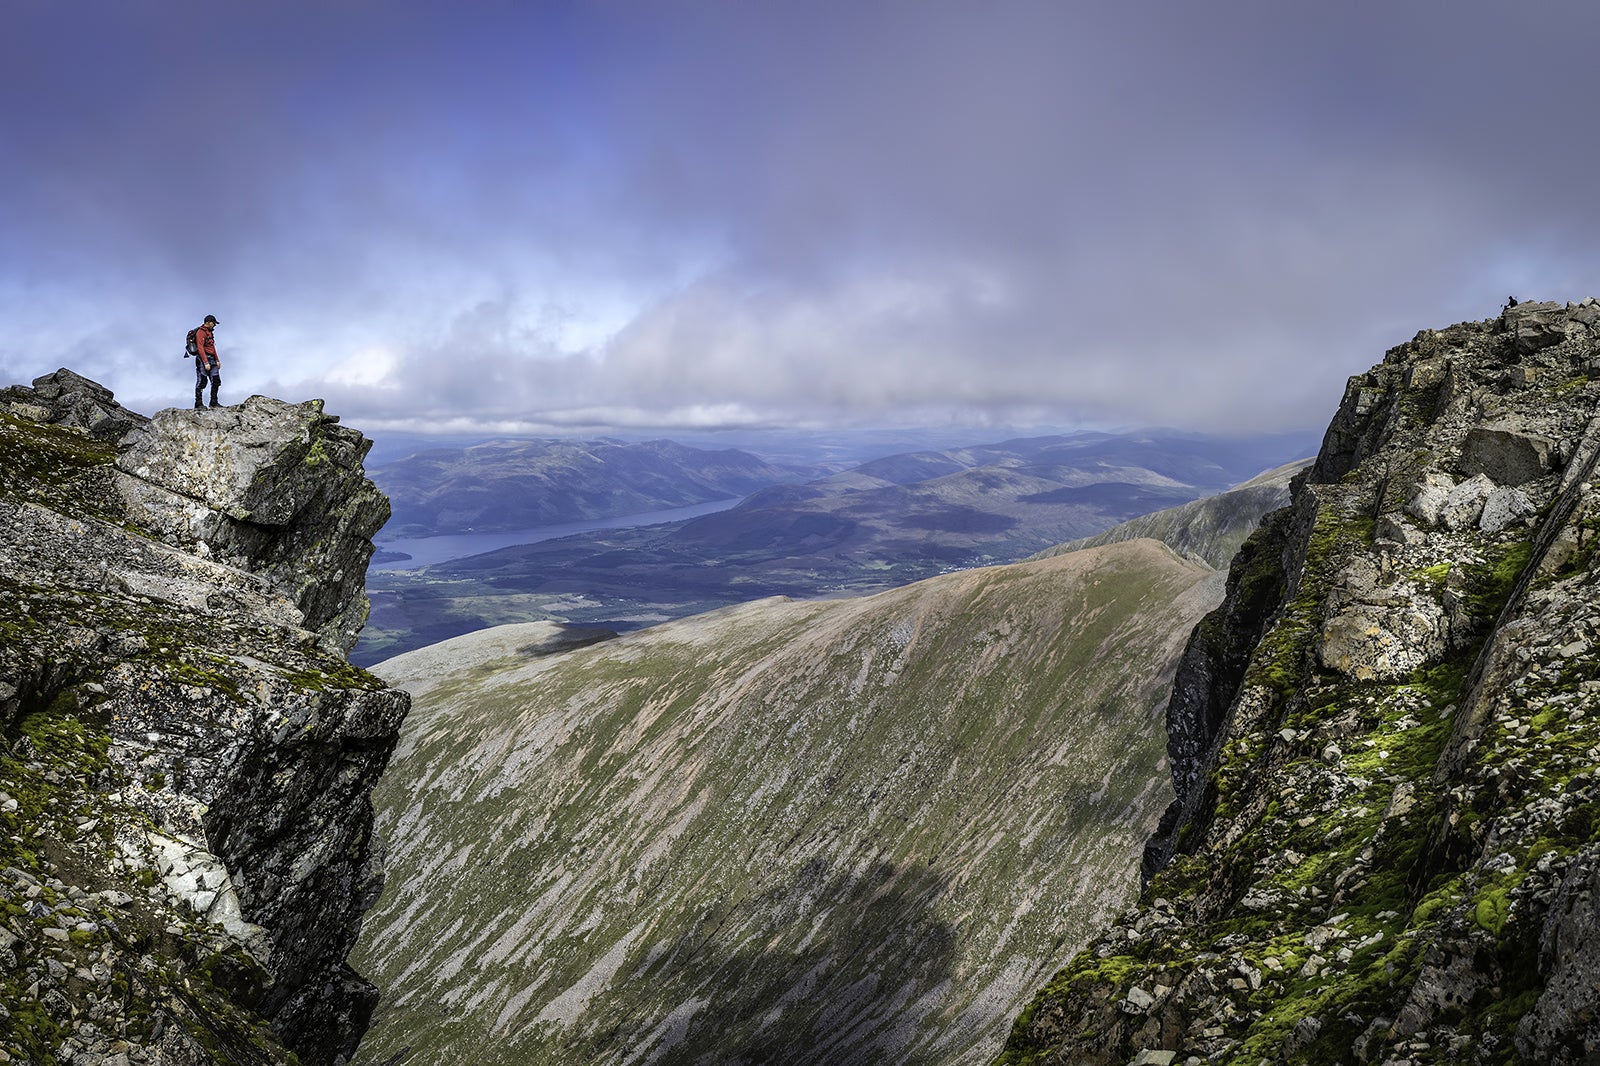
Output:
top-left (352, 539), bottom-right (1226, 1064)
top-left (1031, 458), bottom-right (1310, 571)
top-left (359, 430), bottom-right (1309, 663)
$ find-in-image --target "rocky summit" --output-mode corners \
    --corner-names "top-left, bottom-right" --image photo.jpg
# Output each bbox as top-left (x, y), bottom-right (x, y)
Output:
top-left (0, 370), bottom-right (406, 1065)
top-left (1001, 299), bottom-right (1600, 1064)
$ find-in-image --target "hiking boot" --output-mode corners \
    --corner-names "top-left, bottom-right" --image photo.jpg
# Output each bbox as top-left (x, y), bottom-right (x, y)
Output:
top-left (194, 388), bottom-right (205, 409)
top-left (209, 400), bottom-right (221, 408)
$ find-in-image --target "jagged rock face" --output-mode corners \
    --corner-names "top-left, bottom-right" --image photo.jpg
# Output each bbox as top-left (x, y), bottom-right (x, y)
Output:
top-left (115, 394), bottom-right (389, 654)
top-left (353, 541), bottom-right (1224, 1065)
top-left (1002, 299), bottom-right (1600, 1065)
top-left (0, 371), bottom-right (406, 1065)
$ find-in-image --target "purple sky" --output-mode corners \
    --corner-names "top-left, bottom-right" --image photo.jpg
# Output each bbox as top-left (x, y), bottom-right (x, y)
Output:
top-left (5, 1), bottom-right (1600, 438)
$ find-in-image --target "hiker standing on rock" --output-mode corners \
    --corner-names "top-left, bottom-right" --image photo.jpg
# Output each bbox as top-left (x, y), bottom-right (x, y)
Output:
top-left (194, 315), bottom-right (221, 409)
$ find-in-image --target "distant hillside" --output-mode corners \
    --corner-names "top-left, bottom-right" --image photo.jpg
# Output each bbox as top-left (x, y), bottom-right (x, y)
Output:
top-left (357, 430), bottom-right (1312, 663)
top-left (1032, 458), bottom-right (1310, 570)
top-left (370, 437), bottom-right (817, 536)
top-left (353, 540), bottom-right (1225, 1065)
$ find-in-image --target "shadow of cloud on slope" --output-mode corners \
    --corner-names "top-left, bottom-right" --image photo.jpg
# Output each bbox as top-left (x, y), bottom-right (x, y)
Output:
top-left (574, 858), bottom-right (961, 1066)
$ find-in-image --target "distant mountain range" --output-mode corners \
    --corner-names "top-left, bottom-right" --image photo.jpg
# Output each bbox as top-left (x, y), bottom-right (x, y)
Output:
top-left (369, 437), bottom-right (821, 537)
top-left (1031, 457), bottom-right (1310, 570)
top-left (355, 430), bottom-right (1315, 664)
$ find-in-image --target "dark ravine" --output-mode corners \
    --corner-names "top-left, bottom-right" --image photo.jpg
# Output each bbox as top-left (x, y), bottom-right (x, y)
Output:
top-left (0, 370), bottom-right (407, 1065)
top-left (1001, 299), bottom-right (1600, 1064)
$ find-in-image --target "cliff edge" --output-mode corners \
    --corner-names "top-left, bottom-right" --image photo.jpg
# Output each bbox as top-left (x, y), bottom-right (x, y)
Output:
top-left (1000, 299), bottom-right (1600, 1064)
top-left (0, 370), bottom-right (408, 1065)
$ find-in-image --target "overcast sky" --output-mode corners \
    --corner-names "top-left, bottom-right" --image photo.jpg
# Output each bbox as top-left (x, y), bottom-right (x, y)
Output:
top-left (4, 1), bottom-right (1599, 440)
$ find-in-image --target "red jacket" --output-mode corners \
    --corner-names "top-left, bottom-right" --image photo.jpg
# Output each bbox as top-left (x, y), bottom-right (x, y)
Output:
top-left (195, 325), bottom-right (218, 368)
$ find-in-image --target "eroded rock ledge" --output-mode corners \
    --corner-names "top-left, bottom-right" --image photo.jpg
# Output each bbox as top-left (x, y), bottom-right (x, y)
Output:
top-left (0, 370), bottom-right (408, 1065)
top-left (1001, 299), bottom-right (1600, 1064)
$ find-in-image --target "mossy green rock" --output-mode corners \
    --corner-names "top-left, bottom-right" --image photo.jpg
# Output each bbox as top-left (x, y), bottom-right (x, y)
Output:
top-left (354, 540), bottom-right (1225, 1064)
top-left (0, 370), bottom-right (406, 1065)
top-left (1001, 299), bottom-right (1600, 1065)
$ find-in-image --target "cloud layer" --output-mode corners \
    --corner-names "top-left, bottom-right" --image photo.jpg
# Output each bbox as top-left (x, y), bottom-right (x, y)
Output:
top-left (5, 1), bottom-right (1600, 436)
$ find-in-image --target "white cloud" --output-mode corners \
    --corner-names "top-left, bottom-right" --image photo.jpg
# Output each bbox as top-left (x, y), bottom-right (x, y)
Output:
top-left (7, 3), bottom-right (1600, 438)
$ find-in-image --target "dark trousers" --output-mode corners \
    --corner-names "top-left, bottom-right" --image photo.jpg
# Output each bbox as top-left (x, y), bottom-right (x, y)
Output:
top-left (194, 362), bottom-right (221, 406)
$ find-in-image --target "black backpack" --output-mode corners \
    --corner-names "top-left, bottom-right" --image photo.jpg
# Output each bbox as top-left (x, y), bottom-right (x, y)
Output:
top-left (184, 328), bottom-right (198, 358)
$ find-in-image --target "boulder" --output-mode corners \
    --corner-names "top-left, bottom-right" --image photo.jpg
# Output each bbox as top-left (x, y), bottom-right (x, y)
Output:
top-left (1317, 598), bottom-right (1449, 681)
top-left (1441, 472), bottom-right (1496, 531)
top-left (1514, 320), bottom-right (1568, 354)
top-left (3, 367), bottom-right (148, 440)
top-left (1460, 423), bottom-right (1559, 486)
top-left (1405, 471), bottom-right (1456, 527)
top-left (115, 396), bottom-right (389, 653)
top-left (1480, 485), bottom-right (1536, 533)
top-left (1504, 302), bottom-right (1569, 354)
top-left (1375, 513), bottom-right (1426, 545)
top-left (1404, 358), bottom-right (1448, 390)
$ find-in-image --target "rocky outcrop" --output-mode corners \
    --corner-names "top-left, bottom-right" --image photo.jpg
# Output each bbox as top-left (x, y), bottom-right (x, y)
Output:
top-left (1000, 299), bottom-right (1600, 1065)
top-left (353, 541), bottom-right (1224, 1065)
top-left (0, 371), bottom-right (406, 1065)
top-left (114, 394), bottom-right (389, 653)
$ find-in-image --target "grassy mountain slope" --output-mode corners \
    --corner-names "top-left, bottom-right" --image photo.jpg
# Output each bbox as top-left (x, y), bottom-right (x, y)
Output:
top-left (352, 540), bottom-right (1223, 1065)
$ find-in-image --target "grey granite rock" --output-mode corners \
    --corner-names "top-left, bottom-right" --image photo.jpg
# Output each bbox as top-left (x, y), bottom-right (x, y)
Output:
top-left (1005, 300), bottom-right (1600, 1065)
top-left (0, 372), bottom-right (406, 1065)
top-left (1479, 484), bottom-right (1535, 533)
top-left (115, 395), bottom-right (388, 653)
top-left (1460, 422), bottom-right (1559, 486)
top-left (1405, 470), bottom-right (1456, 527)
top-left (1443, 471), bottom-right (1495, 529)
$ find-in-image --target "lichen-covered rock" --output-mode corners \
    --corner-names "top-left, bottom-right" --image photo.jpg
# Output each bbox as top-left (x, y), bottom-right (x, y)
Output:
top-left (1479, 483), bottom-right (1535, 533)
top-left (1459, 422), bottom-right (1559, 486)
top-left (1002, 298), bottom-right (1600, 1066)
top-left (1317, 597), bottom-right (1447, 680)
top-left (115, 394), bottom-right (389, 653)
top-left (0, 370), bottom-right (406, 1066)
top-left (1439, 471), bottom-right (1496, 530)
top-left (1405, 470), bottom-right (1456, 527)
